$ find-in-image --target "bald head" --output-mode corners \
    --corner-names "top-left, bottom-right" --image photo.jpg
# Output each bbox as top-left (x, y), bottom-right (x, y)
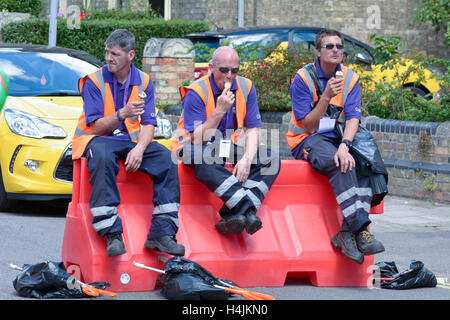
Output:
top-left (211, 46), bottom-right (240, 65)
top-left (209, 46), bottom-right (240, 91)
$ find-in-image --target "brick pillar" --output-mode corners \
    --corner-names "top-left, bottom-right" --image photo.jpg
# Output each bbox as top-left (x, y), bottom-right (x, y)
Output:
top-left (142, 38), bottom-right (194, 105)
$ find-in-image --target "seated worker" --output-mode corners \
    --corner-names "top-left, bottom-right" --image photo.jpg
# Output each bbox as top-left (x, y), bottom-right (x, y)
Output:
top-left (72, 29), bottom-right (184, 257)
top-left (173, 46), bottom-right (280, 236)
top-left (287, 29), bottom-right (385, 264)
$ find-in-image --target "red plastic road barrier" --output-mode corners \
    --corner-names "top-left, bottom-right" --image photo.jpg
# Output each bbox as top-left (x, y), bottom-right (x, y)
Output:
top-left (62, 158), bottom-right (382, 292)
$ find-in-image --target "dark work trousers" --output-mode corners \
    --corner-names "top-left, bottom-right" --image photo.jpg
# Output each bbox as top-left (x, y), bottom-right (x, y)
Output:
top-left (179, 142), bottom-right (280, 218)
top-left (84, 136), bottom-right (180, 240)
top-left (297, 134), bottom-right (372, 234)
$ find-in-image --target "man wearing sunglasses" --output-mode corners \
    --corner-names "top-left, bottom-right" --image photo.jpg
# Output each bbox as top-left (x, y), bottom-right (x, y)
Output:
top-left (174, 46), bottom-right (280, 236)
top-left (287, 29), bottom-right (385, 264)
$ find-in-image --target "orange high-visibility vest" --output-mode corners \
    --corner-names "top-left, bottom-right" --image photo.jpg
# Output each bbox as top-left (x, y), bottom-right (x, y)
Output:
top-left (171, 75), bottom-right (253, 150)
top-left (286, 64), bottom-right (359, 151)
top-left (72, 68), bottom-right (150, 160)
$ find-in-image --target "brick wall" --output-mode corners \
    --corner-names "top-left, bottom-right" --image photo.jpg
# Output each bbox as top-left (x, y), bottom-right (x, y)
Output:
top-left (142, 38), bottom-right (194, 105)
top-left (170, 0), bottom-right (448, 59)
top-left (363, 117), bottom-right (450, 203)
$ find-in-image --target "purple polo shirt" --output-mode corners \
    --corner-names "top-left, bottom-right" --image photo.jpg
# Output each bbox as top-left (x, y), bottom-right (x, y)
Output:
top-left (81, 63), bottom-right (157, 141)
top-left (182, 73), bottom-right (262, 141)
top-left (290, 58), bottom-right (362, 158)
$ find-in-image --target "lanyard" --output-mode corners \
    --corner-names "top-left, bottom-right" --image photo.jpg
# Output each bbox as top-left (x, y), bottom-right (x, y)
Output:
top-left (113, 69), bottom-right (132, 110)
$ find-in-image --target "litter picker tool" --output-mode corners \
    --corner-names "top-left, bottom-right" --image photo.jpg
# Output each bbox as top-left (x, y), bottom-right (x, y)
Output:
top-left (133, 260), bottom-right (275, 300)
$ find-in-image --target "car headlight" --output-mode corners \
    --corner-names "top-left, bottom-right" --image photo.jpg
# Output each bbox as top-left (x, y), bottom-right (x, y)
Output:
top-left (4, 109), bottom-right (67, 139)
top-left (154, 111), bottom-right (173, 139)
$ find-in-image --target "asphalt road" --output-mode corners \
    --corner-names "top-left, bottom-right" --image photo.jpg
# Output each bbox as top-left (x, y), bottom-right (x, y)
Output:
top-left (1, 195), bottom-right (449, 304)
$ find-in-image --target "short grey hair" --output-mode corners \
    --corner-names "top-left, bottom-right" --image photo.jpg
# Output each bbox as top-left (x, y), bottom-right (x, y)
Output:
top-left (210, 46), bottom-right (240, 65)
top-left (105, 29), bottom-right (135, 52)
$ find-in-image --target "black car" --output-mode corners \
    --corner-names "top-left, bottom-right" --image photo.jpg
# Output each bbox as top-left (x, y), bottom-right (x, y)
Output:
top-left (186, 26), bottom-right (375, 79)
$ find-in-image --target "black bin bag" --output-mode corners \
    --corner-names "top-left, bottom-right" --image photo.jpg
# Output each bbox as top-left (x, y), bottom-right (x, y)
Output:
top-left (158, 257), bottom-right (237, 300)
top-left (159, 273), bottom-right (231, 300)
top-left (13, 261), bottom-right (85, 298)
top-left (375, 260), bottom-right (437, 290)
top-left (12, 261), bottom-right (110, 299)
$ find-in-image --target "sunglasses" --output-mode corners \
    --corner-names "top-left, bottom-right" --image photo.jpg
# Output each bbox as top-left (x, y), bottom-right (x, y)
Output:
top-left (218, 67), bottom-right (240, 74)
top-left (321, 43), bottom-right (344, 50)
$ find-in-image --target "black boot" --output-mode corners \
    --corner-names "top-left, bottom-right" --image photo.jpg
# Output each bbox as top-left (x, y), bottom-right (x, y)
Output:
top-left (106, 232), bottom-right (127, 257)
top-left (244, 209), bottom-right (262, 235)
top-left (356, 230), bottom-right (385, 255)
top-left (331, 231), bottom-right (364, 264)
top-left (145, 235), bottom-right (185, 256)
top-left (215, 213), bottom-right (246, 235)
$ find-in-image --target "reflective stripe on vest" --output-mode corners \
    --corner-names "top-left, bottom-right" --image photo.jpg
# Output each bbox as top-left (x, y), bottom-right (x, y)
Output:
top-left (72, 68), bottom-right (150, 160)
top-left (286, 64), bottom-right (359, 151)
top-left (172, 75), bottom-right (252, 150)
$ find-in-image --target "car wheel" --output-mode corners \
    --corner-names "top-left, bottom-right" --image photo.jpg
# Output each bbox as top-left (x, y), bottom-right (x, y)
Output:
top-left (405, 86), bottom-right (429, 99)
top-left (0, 165), bottom-right (14, 212)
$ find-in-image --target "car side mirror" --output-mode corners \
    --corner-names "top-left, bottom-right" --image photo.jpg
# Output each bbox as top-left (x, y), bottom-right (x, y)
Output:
top-left (355, 51), bottom-right (373, 65)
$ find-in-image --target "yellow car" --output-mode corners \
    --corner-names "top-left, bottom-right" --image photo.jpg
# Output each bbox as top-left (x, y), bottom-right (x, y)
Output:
top-left (187, 26), bottom-right (440, 97)
top-left (0, 44), bottom-right (173, 211)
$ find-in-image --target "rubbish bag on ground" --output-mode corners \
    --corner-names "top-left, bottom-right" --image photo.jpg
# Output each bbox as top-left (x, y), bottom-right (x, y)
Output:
top-left (12, 261), bottom-right (111, 299)
top-left (375, 260), bottom-right (437, 290)
top-left (159, 272), bottom-right (232, 300)
top-left (158, 257), bottom-right (236, 300)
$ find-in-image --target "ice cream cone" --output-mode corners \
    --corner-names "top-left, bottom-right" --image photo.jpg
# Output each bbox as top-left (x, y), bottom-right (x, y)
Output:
top-left (138, 91), bottom-right (147, 102)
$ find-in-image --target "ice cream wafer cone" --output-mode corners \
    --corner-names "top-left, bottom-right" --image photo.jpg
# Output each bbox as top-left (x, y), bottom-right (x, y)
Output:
top-left (335, 70), bottom-right (343, 79)
top-left (224, 82), bottom-right (231, 90)
top-left (138, 91), bottom-right (147, 101)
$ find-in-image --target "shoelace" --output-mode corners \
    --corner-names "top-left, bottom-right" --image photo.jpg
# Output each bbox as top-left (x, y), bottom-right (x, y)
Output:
top-left (358, 230), bottom-right (373, 243)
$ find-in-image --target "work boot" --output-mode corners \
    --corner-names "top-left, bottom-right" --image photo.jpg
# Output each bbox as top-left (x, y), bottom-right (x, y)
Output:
top-left (331, 231), bottom-right (364, 264)
top-left (356, 230), bottom-right (385, 256)
top-left (224, 213), bottom-right (247, 234)
top-left (215, 213), bottom-right (246, 235)
top-left (145, 235), bottom-right (185, 256)
top-left (215, 218), bottom-right (229, 235)
top-left (244, 209), bottom-right (262, 235)
top-left (106, 232), bottom-right (127, 257)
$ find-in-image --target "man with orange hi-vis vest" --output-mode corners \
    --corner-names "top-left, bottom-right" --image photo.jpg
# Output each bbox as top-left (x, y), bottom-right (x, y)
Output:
top-left (174, 46), bottom-right (280, 236)
top-left (287, 29), bottom-right (385, 264)
top-left (73, 29), bottom-right (184, 257)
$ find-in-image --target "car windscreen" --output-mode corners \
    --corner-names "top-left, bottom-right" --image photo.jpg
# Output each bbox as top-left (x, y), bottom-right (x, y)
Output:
top-left (0, 50), bottom-right (99, 96)
top-left (225, 32), bottom-right (289, 60)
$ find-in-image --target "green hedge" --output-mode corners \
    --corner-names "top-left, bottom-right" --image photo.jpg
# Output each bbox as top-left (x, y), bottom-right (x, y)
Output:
top-left (0, 0), bottom-right (42, 16)
top-left (1, 18), bottom-right (209, 69)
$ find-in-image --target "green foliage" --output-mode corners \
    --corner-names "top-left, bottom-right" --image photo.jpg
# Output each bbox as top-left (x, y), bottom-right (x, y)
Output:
top-left (85, 8), bottom-right (161, 20)
top-left (410, 0), bottom-right (449, 46)
top-left (242, 46), bottom-right (315, 112)
top-left (1, 18), bottom-right (209, 69)
top-left (0, 0), bottom-right (42, 16)
top-left (355, 34), bottom-right (449, 122)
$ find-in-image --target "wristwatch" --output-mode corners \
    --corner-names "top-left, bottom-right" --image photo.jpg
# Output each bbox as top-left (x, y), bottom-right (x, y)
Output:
top-left (341, 139), bottom-right (353, 149)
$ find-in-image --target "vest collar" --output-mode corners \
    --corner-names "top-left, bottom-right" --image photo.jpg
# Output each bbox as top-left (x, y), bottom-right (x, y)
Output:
top-left (209, 73), bottom-right (238, 95)
top-left (315, 58), bottom-right (342, 81)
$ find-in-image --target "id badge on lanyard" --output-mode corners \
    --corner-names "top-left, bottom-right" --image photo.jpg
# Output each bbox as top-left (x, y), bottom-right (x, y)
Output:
top-left (219, 139), bottom-right (231, 158)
